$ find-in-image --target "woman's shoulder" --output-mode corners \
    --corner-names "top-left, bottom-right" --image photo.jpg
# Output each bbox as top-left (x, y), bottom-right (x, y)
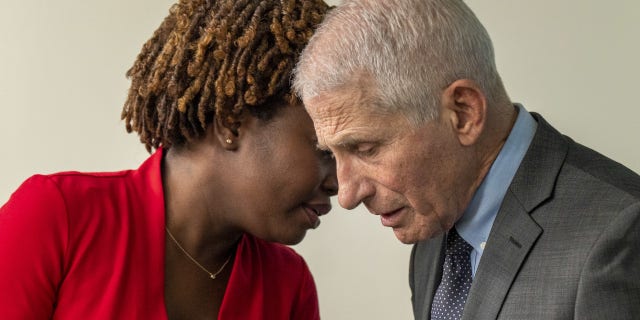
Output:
top-left (1, 174), bottom-right (71, 228)
top-left (1, 168), bottom-right (149, 231)
top-left (6, 169), bottom-right (134, 200)
top-left (41, 168), bottom-right (134, 189)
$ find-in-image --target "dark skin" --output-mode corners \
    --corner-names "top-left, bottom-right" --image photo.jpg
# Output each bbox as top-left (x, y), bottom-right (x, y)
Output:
top-left (162, 103), bottom-right (337, 319)
top-left (164, 244), bottom-right (235, 319)
top-left (165, 180), bottom-right (240, 319)
top-left (118, 0), bottom-right (332, 316)
top-left (162, 115), bottom-right (246, 319)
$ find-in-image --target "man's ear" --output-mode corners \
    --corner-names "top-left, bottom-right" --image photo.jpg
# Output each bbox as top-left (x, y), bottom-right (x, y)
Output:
top-left (441, 79), bottom-right (487, 146)
top-left (213, 116), bottom-right (240, 151)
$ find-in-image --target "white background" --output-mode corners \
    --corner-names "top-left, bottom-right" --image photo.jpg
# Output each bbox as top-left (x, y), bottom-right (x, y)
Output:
top-left (1, 0), bottom-right (638, 319)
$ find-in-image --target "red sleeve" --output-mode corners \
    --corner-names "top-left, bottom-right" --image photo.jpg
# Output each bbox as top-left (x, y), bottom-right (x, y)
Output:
top-left (0, 175), bottom-right (69, 319)
top-left (291, 258), bottom-right (320, 320)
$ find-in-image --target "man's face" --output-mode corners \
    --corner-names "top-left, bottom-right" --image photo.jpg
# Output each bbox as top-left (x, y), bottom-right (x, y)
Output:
top-left (305, 85), bottom-right (478, 244)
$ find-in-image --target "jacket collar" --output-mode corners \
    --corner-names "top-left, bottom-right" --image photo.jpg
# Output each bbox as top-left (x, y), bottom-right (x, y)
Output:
top-left (461, 113), bottom-right (569, 319)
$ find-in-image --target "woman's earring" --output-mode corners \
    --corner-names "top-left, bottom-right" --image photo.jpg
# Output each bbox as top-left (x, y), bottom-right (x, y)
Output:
top-left (225, 138), bottom-right (233, 144)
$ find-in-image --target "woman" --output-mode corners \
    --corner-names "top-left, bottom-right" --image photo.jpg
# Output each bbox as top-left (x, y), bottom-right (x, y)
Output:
top-left (0, 0), bottom-right (334, 318)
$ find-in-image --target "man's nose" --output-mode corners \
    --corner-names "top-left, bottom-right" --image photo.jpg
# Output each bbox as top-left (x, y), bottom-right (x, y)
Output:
top-left (336, 157), bottom-right (374, 210)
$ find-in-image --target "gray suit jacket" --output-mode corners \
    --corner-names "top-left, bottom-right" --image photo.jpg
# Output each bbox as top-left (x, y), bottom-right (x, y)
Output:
top-left (410, 113), bottom-right (640, 320)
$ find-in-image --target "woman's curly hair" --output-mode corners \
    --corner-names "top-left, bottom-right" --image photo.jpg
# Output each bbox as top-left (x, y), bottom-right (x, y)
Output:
top-left (121, 0), bottom-right (329, 151)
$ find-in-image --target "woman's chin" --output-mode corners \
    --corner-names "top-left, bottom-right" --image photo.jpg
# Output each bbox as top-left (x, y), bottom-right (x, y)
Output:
top-left (273, 230), bottom-right (308, 246)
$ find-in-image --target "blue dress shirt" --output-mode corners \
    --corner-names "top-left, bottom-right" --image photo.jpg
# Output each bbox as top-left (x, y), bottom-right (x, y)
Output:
top-left (455, 104), bottom-right (537, 277)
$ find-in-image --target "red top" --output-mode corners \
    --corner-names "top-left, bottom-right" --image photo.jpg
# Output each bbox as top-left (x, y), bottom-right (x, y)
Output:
top-left (0, 150), bottom-right (319, 319)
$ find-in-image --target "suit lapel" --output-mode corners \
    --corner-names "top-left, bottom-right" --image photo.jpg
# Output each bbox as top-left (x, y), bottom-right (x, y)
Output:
top-left (411, 235), bottom-right (445, 320)
top-left (462, 193), bottom-right (541, 319)
top-left (462, 113), bottom-right (569, 319)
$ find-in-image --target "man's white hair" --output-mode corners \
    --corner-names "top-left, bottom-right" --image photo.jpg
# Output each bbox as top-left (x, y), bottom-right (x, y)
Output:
top-left (293, 0), bottom-right (509, 125)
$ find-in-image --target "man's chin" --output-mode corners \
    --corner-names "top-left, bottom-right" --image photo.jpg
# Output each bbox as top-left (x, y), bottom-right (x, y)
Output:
top-left (392, 228), bottom-right (421, 244)
top-left (392, 227), bottom-right (439, 244)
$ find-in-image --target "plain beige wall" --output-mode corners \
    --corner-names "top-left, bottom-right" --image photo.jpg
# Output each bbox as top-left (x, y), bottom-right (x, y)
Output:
top-left (1, 1), bottom-right (638, 319)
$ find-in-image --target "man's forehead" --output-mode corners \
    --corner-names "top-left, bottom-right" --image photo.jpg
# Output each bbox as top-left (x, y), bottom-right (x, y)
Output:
top-left (306, 91), bottom-right (395, 150)
top-left (306, 94), bottom-right (356, 141)
top-left (305, 78), bottom-right (377, 118)
top-left (304, 69), bottom-right (378, 111)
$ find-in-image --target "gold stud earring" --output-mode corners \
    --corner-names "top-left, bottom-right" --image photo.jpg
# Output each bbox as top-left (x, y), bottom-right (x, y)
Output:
top-left (225, 138), bottom-right (233, 144)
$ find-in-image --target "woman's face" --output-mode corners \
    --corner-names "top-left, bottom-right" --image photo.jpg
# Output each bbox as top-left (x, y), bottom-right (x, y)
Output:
top-left (229, 103), bottom-right (337, 245)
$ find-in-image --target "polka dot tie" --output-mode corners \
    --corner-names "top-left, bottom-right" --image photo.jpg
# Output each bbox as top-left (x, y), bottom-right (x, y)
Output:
top-left (430, 228), bottom-right (473, 320)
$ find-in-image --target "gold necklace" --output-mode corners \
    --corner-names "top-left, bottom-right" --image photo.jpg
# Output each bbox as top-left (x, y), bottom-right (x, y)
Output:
top-left (165, 226), bottom-right (233, 280)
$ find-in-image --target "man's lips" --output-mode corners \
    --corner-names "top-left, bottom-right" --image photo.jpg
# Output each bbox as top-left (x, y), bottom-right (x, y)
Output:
top-left (379, 207), bottom-right (405, 227)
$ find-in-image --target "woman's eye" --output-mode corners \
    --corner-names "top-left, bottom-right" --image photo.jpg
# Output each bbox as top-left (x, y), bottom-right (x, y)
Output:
top-left (323, 149), bottom-right (335, 159)
top-left (316, 148), bottom-right (334, 160)
top-left (313, 141), bottom-right (334, 160)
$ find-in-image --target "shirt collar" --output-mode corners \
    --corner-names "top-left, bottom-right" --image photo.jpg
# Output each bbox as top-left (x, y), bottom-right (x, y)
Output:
top-left (456, 104), bottom-right (537, 254)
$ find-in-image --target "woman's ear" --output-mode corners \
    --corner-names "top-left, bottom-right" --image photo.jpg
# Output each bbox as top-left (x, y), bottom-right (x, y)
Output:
top-left (213, 116), bottom-right (239, 151)
top-left (441, 79), bottom-right (487, 146)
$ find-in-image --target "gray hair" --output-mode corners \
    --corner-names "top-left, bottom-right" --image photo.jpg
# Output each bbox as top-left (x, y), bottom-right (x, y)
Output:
top-left (293, 0), bottom-right (509, 125)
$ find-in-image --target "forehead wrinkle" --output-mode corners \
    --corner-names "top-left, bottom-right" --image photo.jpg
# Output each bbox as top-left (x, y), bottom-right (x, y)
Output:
top-left (309, 91), bottom-right (367, 150)
top-left (307, 71), bottom-right (383, 149)
top-left (315, 111), bottom-right (354, 149)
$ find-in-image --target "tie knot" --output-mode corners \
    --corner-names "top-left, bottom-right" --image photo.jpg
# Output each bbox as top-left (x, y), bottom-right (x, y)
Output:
top-left (446, 228), bottom-right (473, 257)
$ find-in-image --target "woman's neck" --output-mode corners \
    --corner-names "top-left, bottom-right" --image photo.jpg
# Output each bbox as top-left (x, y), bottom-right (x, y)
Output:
top-left (161, 146), bottom-right (242, 265)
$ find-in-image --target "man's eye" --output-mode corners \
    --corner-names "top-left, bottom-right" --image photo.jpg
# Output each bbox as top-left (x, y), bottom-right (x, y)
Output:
top-left (356, 144), bottom-right (377, 157)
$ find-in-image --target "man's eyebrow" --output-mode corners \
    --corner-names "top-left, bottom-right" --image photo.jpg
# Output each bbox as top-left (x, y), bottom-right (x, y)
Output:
top-left (333, 135), bottom-right (366, 150)
top-left (318, 130), bottom-right (372, 151)
top-left (314, 142), bottom-right (331, 151)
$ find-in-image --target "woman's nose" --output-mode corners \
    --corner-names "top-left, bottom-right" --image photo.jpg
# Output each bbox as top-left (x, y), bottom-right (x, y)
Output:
top-left (321, 161), bottom-right (338, 196)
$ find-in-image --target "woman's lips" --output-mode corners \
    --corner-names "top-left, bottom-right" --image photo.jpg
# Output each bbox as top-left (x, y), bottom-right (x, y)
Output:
top-left (302, 204), bottom-right (331, 229)
top-left (306, 204), bottom-right (332, 216)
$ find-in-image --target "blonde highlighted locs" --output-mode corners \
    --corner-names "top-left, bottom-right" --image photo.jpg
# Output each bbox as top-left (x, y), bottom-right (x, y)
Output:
top-left (121, 0), bottom-right (329, 152)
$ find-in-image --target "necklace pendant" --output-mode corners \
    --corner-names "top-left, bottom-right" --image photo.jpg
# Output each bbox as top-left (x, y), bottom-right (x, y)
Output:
top-left (165, 227), bottom-right (232, 281)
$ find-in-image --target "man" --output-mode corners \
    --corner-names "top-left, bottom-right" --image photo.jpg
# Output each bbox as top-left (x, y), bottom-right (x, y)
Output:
top-left (293, 0), bottom-right (640, 319)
